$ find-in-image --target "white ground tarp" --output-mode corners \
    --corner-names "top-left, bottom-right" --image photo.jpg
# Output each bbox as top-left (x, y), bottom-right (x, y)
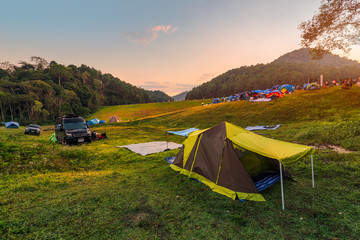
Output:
top-left (117, 141), bottom-right (182, 156)
top-left (245, 124), bottom-right (281, 131)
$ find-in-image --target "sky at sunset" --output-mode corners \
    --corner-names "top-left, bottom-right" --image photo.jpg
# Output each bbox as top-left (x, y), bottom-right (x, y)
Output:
top-left (2, 0), bottom-right (360, 96)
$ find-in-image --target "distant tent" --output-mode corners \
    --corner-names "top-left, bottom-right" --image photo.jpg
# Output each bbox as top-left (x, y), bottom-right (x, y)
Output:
top-left (230, 95), bottom-right (238, 101)
top-left (279, 84), bottom-right (294, 93)
top-left (171, 122), bottom-right (314, 204)
top-left (272, 85), bottom-right (280, 90)
top-left (49, 132), bottom-right (57, 142)
top-left (87, 118), bottom-right (99, 125)
top-left (266, 90), bottom-right (284, 99)
top-left (99, 120), bottom-right (106, 124)
top-left (228, 96), bottom-right (235, 101)
top-left (305, 83), bottom-right (320, 90)
top-left (212, 98), bottom-right (221, 104)
top-left (264, 89), bottom-right (273, 94)
top-left (5, 122), bottom-right (19, 128)
top-left (236, 91), bottom-right (251, 100)
top-left (109, 116), bottom-right (120, 123)
top-left (257, 92), bottom-right (268, 99)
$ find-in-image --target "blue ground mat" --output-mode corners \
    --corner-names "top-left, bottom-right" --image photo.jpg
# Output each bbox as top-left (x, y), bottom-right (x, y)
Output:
top-left (167, 128), bottom-right (199, 137)
top-left (253, 172), bottom-right (280, 192)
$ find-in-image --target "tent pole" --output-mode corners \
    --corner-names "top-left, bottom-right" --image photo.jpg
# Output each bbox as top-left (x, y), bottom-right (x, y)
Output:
top-left (311, 155), bottom-right (314, 188)
top-left (166, 132), bottom-right (169, 158)
top-left (280, 161), bottom-right (285, 210)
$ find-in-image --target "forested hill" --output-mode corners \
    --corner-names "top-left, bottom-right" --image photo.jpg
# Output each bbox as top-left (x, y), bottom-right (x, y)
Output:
top-left (273, 48), bottom-right (359, 67)
top-left (186, 49), bottom-right (360, 100)
top-left (0, 57), bottom-right (170, 124)
top-left (146, 90), bottom-right (173, 102)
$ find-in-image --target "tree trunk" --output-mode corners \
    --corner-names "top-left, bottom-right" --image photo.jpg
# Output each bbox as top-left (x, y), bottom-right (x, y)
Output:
top-left (9, 105), bottom-right (13, 121)
top-left (18, 105), bottom-right (24, 120)
top-left (58, 73), bottom-right (61, 86)
top-left (0, 104), bottom-right (4, 121)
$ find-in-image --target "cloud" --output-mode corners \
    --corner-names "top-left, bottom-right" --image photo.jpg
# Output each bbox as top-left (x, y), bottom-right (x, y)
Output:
top-left (138, 81), bottom-right (196, 96)
top-left (123, 24), bottom-right (177, 45)
top-left (198, 73), bottom-right (215, 82)
top-left (137, 73), bottom-right (215, 95)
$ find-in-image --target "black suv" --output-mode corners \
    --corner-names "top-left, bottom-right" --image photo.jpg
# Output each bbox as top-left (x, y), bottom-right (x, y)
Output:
top-left (55, 114), bottom-right (92, 144)
top-left (25, 124), bottom-right (41, 135)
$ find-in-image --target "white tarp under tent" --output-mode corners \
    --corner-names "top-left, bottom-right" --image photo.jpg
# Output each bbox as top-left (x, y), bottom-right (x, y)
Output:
top-left (117, 141), bottom-right (182, 156)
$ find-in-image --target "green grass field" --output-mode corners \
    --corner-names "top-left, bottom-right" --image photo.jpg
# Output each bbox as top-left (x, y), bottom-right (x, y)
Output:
top-left (1, 86), bottom-right (360, 239)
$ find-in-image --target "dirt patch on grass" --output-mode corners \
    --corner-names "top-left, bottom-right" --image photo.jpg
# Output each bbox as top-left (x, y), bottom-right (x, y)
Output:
top-left (315, 145), bottom-right (354, 153)
top-left (130, 212), bottom-right (150, 225)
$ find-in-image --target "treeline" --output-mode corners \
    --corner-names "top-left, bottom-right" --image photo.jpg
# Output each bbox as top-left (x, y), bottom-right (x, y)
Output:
top-left (146, 90), bottom-right (173, 102)
top-left (0, 57), bottom-right (171, 124)
top-left (186, 61), bottom-right (360, 100)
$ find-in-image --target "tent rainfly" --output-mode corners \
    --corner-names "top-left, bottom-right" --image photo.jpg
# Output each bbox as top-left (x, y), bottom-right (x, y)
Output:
top-left (170, 122), bottom-right (315, 209)
top-left (5, 122), bottom-right (20, 128)
top-left (87, 118), bottom-right (99, 125)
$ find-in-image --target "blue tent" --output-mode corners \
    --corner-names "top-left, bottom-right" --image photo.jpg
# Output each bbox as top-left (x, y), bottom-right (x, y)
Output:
top-left (212, 98), bottom-right (221, 104)
top-left (87, 118), bottom-right (99, 125)
top-left (99, 120), bottom-right (106, 124)
top-left (303, 83), bottom-right (310, 89)
top-left (230, 95), bottom-right (239, 101)
top-left (263, 89), bottom-right (272, 94)
top-left (5, 122), bottom-right (19, 128)
top-left (279, 84), bottom-right (294, 93)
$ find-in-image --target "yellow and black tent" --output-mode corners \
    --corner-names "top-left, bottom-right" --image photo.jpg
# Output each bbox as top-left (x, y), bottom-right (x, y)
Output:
top-left (170, 122), bottom-right (314, 204)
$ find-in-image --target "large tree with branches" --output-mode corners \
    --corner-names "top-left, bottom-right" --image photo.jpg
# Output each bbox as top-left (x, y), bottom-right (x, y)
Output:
top-left (299, 0), bottom-right (360, 59)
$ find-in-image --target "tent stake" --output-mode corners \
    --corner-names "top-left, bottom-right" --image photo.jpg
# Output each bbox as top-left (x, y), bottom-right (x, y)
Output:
top-left (280, 161), bottom-right (285, 210)
top-left (311, 155), bottom-right (314, 188)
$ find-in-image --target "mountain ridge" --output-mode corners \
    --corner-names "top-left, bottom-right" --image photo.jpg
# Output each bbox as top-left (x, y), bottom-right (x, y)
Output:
top-left (186, 48), bottom-right (360, 100)
top-left (273, 48), bottom-right (359, 67)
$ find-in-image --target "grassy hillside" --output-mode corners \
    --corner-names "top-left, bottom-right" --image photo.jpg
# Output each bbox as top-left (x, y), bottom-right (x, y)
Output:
top-left (86, 99), bottom-right (209, 122)
top-left (1, 87), bottom-right (360, 239)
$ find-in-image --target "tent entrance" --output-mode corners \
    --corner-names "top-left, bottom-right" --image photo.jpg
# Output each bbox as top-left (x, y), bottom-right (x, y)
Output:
top-left (232, 143), bottom-right (288, 195)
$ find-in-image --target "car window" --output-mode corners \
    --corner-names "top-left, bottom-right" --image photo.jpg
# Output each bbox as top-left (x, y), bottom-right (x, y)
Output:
top-left (64, 122), bottom-right (87, 130)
